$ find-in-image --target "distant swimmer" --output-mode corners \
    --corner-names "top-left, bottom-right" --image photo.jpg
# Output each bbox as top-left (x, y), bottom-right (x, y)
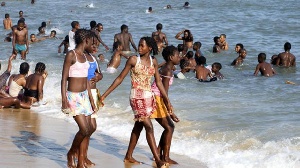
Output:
top-left (219, 34), bottom-right (228, 50)
top-left (147, 7), bottom-right (153, 13)
top-left (212, 36), bottom-right (221, 53)
top-left (254, 53), bottom-right (276, 77)
top-left (276, 42), bottom-right (296, 67)
top-left (183, 2), bottom-right (190, 8)
top-left (3, 13), bottom-right (12, 30)
top-left (231, 49), bottom-right (247, 66)
top-left (12, 19), bottom-right (29, 60)
top-left (165, 5), bottom-right (171, 9)
top-left (86, 3), bottom-right (94, 8)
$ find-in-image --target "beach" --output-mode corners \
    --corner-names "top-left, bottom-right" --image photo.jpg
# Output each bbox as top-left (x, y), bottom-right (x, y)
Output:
top-left (0, 108), bottom-right (206, 168)
top-left (0, 0), bottom-right (300, 167)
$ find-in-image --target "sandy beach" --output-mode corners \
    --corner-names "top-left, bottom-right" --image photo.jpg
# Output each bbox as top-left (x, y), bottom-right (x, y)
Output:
top-left (0, 108), bottom-right (205, 168)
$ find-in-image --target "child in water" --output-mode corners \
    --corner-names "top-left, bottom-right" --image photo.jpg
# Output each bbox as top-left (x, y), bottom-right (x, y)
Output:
top-left (100, 37), bottom-right (171, 168)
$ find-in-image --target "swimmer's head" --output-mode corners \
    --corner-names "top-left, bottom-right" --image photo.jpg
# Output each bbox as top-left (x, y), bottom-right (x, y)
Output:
top-left (195, 56), bottom-right (206, 65)
top-left (71, 21), bottom-right (80, 29)
top-left (258, 53), bottom-right (266, 63)
top-left (17, 19), bottom-right (25, 30)
top-left (212, 62), bottom-right (222, 73)
top-left (166, 5), bottom-right (171, 9)
top-left (213, 36), bottom-right (220, 44)
top-left (177, 44), bottom-right (184, 52)
top-left (5, 13), bottom-right (9, 18)
top-left (121, 24), bottom-right (128, 32)
top-left (184, 2), bottom-right (189, 7)
top-left (1, 2), bottom-right (5, 6)
top-left (186, 51), bottom-right (194, 59)
top-left (156, 23), bottom-right (162, 30)
top-left (4, 37), bottom-right (11, 42)
top-left (162, 45), bottom-right (180, 64)
top-left (30, 34), bottom-right (36, 41)
top-left (193, 41), bottom-right (202, 50)
top-left (90, 20), bottom-right (96, 29)
top-left (284, 42), bottom-right (291, 51)
top-left (50, 30), bottom-right (56, 37)
top-left (235, 43), bottom-right (244, 53)
top-left (148, 7), bottom-right (152, 12)
top-left (239, 49), bottom-right (247, 58)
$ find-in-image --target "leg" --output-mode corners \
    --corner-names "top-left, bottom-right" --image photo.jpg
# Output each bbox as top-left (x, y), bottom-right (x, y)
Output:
top-left (84, 117), bottom-right (96, 167)
top-left (124, 121), bottom-right (144, 164)
top-left (20, 50), bottom-right (26, 60)
top-left (0, 97), bottom-right (21, 108)
top-left (142, 118), bottom-right (168, 168)
top-left (68, 115), bottom-right (91, 168)
top-left (156, 117), bottom-right (177, 164)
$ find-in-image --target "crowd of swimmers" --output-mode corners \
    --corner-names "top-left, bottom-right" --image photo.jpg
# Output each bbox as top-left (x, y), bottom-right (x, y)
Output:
top-left (0, 1), bottom-right (297, 168)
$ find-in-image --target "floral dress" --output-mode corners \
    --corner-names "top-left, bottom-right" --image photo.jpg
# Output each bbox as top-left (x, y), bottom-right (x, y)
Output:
top-left (130, 55), bottom-right (156, 121)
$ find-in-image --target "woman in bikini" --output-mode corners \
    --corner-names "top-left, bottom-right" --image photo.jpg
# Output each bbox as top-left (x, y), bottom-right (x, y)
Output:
top-left (100, 37), bottom-right (171, 168)
top-left (151, 45), bottom-right (180, 164)
top-left (175, 29), bottom-right (193, 51)
top-left (61, 29), bottom-right (96, 168)
top-left (23, 62), bottom-right (47, 105)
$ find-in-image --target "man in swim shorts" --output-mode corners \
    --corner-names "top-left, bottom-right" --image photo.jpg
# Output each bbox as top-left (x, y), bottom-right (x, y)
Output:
top-left (12, 19), bottom-right (28, 60)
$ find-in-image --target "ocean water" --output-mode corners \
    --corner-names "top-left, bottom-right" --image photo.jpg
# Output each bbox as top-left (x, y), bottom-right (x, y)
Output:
top-left (0, 0), bottom-right (299, 167)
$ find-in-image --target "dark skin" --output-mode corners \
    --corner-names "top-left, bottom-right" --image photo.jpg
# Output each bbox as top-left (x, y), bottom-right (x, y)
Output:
top-left (61, 36), bottom-right (96, 168)
top-left (100, 39), bottom-right (171, 168)
top-left (81, 39), bottom-right (103, 167)
top-left (152, 29), bottom-right (168, 52)
top-left (276, 50), bottom-right (296, 67)
top-left (114, 28), bottom-right (137, 52)
top-left (12, 22), bottom-right (29, 60)
top-left (23, 70), bottom-right (45, 104)
top-left (154, 50), bottom-right (180, 164)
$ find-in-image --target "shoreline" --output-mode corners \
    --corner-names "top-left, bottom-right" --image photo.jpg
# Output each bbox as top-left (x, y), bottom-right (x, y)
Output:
top-left (0, 108), bottom-right (206, 168)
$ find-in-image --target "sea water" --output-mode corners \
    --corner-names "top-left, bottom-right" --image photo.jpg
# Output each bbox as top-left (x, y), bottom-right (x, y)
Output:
top-left (0, 0), bottom-right (299, 167)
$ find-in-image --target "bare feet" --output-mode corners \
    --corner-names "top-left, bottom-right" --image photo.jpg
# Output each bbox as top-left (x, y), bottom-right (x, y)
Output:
top-left (164, 158), bottom-right (178, 164)
top-left (84, 158), bottom-right (95, 167)
top-left (156, 160), bottom-right (169, 168)
top-left (170, 113), bottom-right (180, 123)
top-left (123, 157), bottom-right (142, 164)
top-left (67, 152), bottom-right (76, 168)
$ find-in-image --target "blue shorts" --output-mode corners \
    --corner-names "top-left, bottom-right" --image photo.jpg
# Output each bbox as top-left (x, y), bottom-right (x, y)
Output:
top-left (15, 44), bottom-right (27, 53)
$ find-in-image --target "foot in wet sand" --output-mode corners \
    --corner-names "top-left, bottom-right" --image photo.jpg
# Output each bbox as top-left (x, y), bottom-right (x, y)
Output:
top-left (123, 157), bottom-right (142, 164)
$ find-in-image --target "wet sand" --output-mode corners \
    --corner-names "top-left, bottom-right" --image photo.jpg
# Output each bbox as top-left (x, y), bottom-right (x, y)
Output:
top-left (0, 108), bottom-right (206, 168)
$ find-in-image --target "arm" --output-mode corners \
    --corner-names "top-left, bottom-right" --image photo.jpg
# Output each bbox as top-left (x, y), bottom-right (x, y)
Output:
top-left (61, 52), bottom-right (73, 109)
top-left (87, 79), bottom-right (96, 111)
top-left (7, 54), bottom-right (16, 73)
top-left (163, 34), bottom-right (168, 47)
top-left (175, 30), bottom-right (184, 40)
top-left (25, 29), bottom-right (29, 53)
top-left (99, 36), bottom-right (109, 50)
top-left (58, 41), bottom-right (64, 53)
top-left (254, 64), bottom-right (260, 76)
top-left (276, 54), bottom-right (281, 66)
top-left (101, 56), bottom-right (135, 101)
top-left (37, 76), bottom-right (45, 101)
top-left (129, 34), bottom-right (137, 52)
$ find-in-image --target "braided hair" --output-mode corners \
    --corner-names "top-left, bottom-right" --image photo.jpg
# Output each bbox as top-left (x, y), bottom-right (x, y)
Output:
top-left (74, 29), bottom-right (94, 45)
top-left (35, 62), bottom-right (46, 73)
top-left (140, 37), bottom-right (158, 55)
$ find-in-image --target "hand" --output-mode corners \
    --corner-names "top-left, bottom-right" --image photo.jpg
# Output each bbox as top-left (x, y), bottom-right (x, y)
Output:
top-left (99, 96), bottom-right (105, 107)
top-left (61, 99), bottom-right (70, 110)
top-left (9, 54), bottom-right (16, 60)
top-left (58, 47), bottom-right (61, 53)
top-left (91, 101), bottom-right (98, 112)
top-left (170, 113), bottom-right (180, 123)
